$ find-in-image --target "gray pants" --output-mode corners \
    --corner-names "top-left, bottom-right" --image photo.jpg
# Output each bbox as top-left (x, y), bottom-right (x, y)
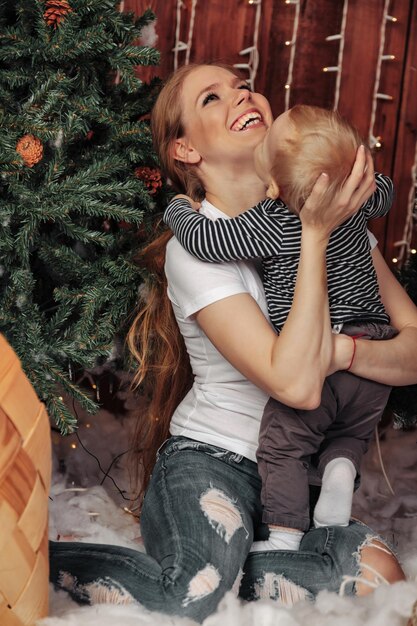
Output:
top-left (257, 323), bottom-right (396, 532)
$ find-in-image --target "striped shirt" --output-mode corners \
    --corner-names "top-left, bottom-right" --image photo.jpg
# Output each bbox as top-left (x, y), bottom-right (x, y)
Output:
top-left (164, 173), bottom-right (393, 332)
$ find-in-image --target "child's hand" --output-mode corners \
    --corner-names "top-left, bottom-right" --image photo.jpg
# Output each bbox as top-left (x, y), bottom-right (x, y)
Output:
top-left (173, 194), bottom-right (201, 212)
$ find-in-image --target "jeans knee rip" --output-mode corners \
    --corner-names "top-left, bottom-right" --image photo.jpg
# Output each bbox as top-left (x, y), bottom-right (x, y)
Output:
top-left (231, 568), bottom-right (244, 596)
top-left (253, 572), bottom-right (309, 606)
top-left (339, 533), bottom-right (393, 596)
top-left (200, 486), bottom-right (249, 544)
top-left (58, 570), bottom-right (135, 605)
top-left (182, 564), bottom-right (221, 607)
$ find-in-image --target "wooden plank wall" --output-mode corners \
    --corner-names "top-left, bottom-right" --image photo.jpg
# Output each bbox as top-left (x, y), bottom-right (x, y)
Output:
top-left (127, 0), bottom-right (417, 267)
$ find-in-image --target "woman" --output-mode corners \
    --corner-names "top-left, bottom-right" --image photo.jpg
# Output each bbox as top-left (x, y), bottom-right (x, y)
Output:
top-left (50, 64), bottom-right (414, 623)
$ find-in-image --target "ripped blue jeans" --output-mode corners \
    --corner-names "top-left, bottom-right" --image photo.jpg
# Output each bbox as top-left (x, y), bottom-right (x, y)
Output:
top-left (49, 436), bottom-right (388, 623)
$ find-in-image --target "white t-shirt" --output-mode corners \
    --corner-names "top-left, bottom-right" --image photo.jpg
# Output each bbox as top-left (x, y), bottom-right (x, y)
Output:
top-left (165, 199), bottom-right (378, 462)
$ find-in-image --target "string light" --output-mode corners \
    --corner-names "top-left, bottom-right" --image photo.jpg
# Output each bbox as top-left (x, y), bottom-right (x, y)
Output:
top-left (322, 0), bottom-right (349, 110)
top-left (173, 0), bottom-right (198, 70)
top-left (234, 0), bottom-right (262, 91)
top-left (283, 0), bottom-right (300, 110)
top-left (393, 139), bottom-right (417, 265)
top-left (368, 0), bottom-right (397, 149)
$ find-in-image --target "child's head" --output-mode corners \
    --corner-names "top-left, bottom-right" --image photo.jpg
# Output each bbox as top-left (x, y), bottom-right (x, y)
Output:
top-left (254, 104), bottom-right (363, 213)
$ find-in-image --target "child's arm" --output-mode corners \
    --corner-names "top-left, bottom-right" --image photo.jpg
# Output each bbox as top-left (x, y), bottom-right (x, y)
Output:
top-left (164, 196), bottom-right (284, 262)
top-left (361, 172), bottom-right (394, 219)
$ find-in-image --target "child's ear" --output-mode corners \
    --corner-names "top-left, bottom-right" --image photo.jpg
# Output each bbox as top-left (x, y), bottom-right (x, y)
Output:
top-left (171, 138), bottom-right (201, 164)
top-left (266, 179), bottom-right (280, 199)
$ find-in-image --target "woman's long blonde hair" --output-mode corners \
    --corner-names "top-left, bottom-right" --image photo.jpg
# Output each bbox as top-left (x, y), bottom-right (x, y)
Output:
top-left (128, 64), bottom-right (239, 500)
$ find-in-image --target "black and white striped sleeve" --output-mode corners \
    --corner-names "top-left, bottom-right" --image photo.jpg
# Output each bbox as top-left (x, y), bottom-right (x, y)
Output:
top-left (163, 197), bottom-right (284, 262)
top-left (361, 172), bottom-right (394, 220)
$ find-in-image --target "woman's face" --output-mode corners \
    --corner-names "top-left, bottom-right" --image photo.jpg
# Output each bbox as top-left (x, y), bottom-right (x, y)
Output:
top-left (176, 65), bottom-right (273, 170)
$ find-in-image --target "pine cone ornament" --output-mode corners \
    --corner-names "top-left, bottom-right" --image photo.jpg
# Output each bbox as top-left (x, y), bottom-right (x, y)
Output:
top-left (16, 134), bottom-right (44, 167)
top-left (43, 0), bottom-right (72, 29)
top-left (134, 166), bottom-right (162, 194)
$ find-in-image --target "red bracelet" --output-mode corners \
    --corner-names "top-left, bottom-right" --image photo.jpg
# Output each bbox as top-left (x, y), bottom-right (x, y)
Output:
top-left (345, 333), bottom-right (367, 371)
top-left (346, 336), bottom-right (357, 371)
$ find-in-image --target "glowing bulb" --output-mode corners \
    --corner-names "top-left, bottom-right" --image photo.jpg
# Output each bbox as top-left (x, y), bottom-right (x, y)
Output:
top-left (58, 396), bottom-right (63, 401)
top-left (285, 84), bottom-right (290, 89)
top-left (71, 443), bottom-right (77, 449)
top-left (92, 384), bottom-right (97, 389)
top-left (285, 40), bottom-right (292, 46)
top-left (85, 423), bottom-right (91, 428)
top-left (386, 15), bottom-right (397, 22)
top-left (392, 257), bottom-right (398, 263)
top-left (411, 249), bottom-right (417, 254)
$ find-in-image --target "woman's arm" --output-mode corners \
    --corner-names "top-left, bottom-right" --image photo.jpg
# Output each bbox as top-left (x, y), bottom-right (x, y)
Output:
top-left (346, 246), bottom-right (417, 385)
top-left (196, 228), bottom-right (330, 410)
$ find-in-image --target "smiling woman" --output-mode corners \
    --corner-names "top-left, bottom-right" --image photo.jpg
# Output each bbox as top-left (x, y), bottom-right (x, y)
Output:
top-left (49, 63), bottom-right (415, 623)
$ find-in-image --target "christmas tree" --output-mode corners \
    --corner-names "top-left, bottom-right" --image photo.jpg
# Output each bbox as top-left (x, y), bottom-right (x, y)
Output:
top-left (0, 0), bottom-right (167, 433)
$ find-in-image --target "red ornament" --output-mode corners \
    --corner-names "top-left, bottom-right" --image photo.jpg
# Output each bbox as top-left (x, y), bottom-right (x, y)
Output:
top-left (134, 166), bottom-right (162, 195)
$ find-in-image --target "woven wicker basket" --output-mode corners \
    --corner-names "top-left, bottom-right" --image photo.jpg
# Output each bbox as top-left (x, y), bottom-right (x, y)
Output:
top-left (0, 334), bottom-right (51, 626)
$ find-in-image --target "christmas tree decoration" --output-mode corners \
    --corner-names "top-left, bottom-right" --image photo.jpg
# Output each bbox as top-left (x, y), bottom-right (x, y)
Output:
top-left (43, 0), bottom-right (73, 29)
top-left (16, 134), bottom-right (44, 167)
top-left (0, 1), bottom-right (168, 433)
top-left (368, 0), bottom-right (398, 150)
top-left (322, 0), bottom-right (348, 110)
top-left (173, 0), bottom-right (198, 70)
top-left (134, 166), bottom-right (162, 194)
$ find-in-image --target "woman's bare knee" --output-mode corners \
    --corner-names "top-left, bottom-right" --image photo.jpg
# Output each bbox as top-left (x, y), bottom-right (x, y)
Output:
top-left (356, 539), bottom-right (405, 596)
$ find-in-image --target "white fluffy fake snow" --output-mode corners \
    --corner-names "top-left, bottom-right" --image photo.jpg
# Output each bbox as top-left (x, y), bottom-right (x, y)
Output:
top-left (40, 401), bottom-right (417, 626)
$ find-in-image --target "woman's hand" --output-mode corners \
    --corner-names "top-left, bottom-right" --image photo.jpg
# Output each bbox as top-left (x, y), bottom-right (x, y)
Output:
top-left (300, 145), bottom-right (376, 240)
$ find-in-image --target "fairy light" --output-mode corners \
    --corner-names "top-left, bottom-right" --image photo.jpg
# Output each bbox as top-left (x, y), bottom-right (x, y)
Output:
top-left (322, 0), bottom-right (349, 110)
top-left (368, 0), bottom-right (398, 149)
top-left (173, 0), bottom-right (199, 70)
top-left (234, 0), bottom-right (262, 91)
top-left (393, 139), bottom-right (417, 265)
top-left (283, 0), bottom-right (300, 110)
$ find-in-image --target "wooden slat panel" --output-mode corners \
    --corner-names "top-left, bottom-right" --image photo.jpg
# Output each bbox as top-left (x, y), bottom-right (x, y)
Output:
top-left (125, 0), bottom-right (416, 263)
top-left (385, 0), bottom-right (417, 264)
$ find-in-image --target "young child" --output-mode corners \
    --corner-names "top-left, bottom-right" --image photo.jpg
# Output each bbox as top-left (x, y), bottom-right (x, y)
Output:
top-left (163, 104), bottom-right (396, 551)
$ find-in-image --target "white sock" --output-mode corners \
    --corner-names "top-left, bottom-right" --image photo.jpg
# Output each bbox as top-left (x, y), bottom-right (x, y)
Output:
top-left (313, 457), bottom-right (356, 528)
top-left (250, 528), bottom-right (304, 552)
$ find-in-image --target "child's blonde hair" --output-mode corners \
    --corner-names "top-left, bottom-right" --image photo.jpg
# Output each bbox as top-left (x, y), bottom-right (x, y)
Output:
top-left (271, 104), bottom-right (363, 213)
